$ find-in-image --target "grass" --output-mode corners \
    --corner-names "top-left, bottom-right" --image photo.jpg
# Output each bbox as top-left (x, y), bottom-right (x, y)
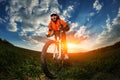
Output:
top-left (0, 39), bottom-right (42, 80)
top-left (63, 44), bottom-right (120, 80)
top-left (0, 39), bottom-right (120, 80)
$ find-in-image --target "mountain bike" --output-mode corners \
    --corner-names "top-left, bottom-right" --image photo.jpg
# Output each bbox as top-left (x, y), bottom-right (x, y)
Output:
top-left (41, 30), bottom-right (68, 79)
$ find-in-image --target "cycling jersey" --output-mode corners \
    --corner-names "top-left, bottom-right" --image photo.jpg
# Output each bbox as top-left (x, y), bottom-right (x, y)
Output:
top-left (48, 19), bottom-right (67, 35)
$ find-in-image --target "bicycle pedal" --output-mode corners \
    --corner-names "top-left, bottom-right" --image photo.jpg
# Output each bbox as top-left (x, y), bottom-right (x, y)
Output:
top-left (64, 54), bottom-right (69, 60)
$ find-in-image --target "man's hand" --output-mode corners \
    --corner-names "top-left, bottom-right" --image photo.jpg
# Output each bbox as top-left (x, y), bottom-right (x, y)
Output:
top-left (46, 34), bottom-right (51, 37)
top-left (63, 25), bottom-right (70, 31)
top-left (59, 25), bottom-right (70, 32)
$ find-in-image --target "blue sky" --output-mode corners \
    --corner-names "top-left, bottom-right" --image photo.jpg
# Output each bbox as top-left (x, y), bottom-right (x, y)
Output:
top-left (0, 0), bottom-right (120, 52)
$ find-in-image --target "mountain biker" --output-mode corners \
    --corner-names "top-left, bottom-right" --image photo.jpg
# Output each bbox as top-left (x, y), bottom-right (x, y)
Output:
top-left (46, 13), bottom-right (70, 60)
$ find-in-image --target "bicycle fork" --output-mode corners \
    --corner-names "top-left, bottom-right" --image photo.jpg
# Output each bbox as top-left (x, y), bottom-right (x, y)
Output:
top-left (57, 40), bottom-right (62, 60)
top-left (57, 31), bottom-right (65, 60)
top-left (52, 40), bottom-right (62, 60)
top-left (53, 31), bottom-right (64, 60)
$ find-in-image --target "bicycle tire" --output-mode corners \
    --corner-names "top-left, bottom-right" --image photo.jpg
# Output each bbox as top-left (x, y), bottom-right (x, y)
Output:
top-left (41, 40), bottom-right (62, 79)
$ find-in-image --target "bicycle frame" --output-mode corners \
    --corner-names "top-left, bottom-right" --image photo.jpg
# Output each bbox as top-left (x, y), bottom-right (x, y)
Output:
top-left (54, 30), bottom-right (65, 60)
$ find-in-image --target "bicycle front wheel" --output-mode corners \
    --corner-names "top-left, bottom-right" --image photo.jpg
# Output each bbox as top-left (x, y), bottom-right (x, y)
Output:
top-left (41, 40), bottom-right (62, 79)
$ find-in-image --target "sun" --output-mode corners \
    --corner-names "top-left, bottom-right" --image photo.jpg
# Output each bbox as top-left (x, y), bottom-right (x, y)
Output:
top-left (67, 43), bottom-right (81, 53)
top-left (67, 43), bottom-right (77, 49)
top-left (67, 42), bottom-right (90, 53)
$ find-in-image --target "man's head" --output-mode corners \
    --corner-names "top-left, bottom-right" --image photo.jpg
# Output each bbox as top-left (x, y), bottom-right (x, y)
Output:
top-left (50, 13), bottom-right (59, 22)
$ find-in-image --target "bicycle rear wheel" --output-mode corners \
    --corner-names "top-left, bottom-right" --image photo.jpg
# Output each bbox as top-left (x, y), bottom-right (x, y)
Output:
top-left (41, 40), bottom-right (62, 79)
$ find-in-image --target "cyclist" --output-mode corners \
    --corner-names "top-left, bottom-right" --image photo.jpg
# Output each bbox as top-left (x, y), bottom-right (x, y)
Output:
top-left (46, 13), bottom-right (70, 61)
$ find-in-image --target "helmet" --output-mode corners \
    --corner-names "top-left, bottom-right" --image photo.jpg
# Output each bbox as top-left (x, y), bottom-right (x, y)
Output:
top-left (50, 12), bottom-right (60, 20)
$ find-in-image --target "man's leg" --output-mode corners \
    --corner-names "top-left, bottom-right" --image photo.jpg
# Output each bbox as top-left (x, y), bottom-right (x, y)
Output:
top-left (62, 32), bottom-right (69, 59)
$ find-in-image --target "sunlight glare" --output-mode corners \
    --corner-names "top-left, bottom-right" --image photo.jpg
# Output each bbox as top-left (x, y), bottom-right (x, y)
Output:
top-left (67, 42), bottom-right (91, 53)
top-left (68, 43), bottom-right (77, 49)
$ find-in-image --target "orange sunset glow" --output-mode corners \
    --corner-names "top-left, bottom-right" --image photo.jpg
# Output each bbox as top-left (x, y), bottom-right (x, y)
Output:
top-left (67, 34), bottom-right (89, 53)
top-left (67, 42), bottom-right (90, 53)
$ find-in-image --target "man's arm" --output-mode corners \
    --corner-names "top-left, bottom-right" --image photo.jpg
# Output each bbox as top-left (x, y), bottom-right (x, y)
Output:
top-left (60, 20), bottom-right (70, 31)
top-left (46, 22), bottom-right (53, 37)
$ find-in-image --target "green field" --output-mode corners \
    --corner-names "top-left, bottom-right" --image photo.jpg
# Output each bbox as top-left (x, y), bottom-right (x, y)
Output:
top-left (0, 39), bottom-right (42, 80)
top-left (0, 38), bottom-right (120, 80)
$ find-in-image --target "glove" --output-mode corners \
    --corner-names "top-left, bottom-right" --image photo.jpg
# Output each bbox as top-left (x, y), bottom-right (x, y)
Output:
top-left (63, 25), bottom-right (70, 31)
top-left (60, 25), bottom-right (70, 32)
top-left (46, 34), bottom-right (51, 37)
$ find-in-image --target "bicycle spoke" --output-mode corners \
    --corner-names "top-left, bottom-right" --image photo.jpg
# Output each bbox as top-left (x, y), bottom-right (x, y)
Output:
top-left (41, 40), bottom-right (63, 79)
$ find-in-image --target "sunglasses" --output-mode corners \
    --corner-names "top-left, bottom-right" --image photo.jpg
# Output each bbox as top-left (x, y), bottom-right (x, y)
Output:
top-left (50, 14), bottom-right (58, 17)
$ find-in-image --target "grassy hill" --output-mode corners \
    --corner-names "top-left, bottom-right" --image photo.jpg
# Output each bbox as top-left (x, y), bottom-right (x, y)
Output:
top-left (0, 39), bottom-right (42, 80)
top-left (0, 38), bottom-right (120, 80)
top-left (67, 42), bottom-right (120, 80)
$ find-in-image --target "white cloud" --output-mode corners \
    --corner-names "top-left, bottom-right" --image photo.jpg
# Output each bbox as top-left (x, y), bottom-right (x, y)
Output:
top-left (27, 0), bottom-right (39, 15)
top-left (112, 8), bottom-right (120, 25)
top-left (69, 22), bottom-right (78, 31)
top-left (106, 15), bottom-right (111, 32)
top-left (94, 8), bottom-right (120, 48)
top-left (7, 0), bottom-right (60, 33)
top-left (7, 23), bottom-right (17, 32)
top-left (61, 5), bottom-right (73, 20)
top-left (0, 17), bottom-right (6, 23)
top-left (7, 16), bottom-right (17, 32)
top-left (19, 30), bottom-right (27, 36)
top-left (93, 0), bottom-right (102, 12)
top-left (90, 12), bottom-right (95, 16)
top-left (68, 5), bottom-right (73, 11)
top-left (75, 25), bottom-right (88, 38)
